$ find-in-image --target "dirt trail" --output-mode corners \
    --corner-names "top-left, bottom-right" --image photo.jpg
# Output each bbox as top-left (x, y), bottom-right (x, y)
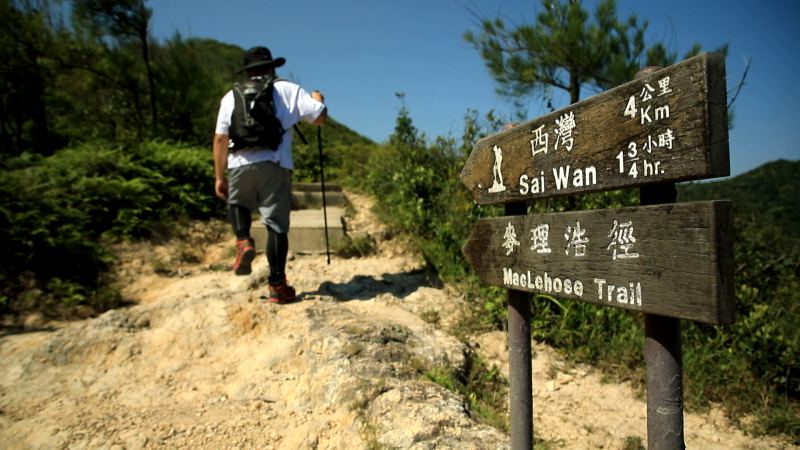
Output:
top-left (0, 192), bottom-right (794, 449)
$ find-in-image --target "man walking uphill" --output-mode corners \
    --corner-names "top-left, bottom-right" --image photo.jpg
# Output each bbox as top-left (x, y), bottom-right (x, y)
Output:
top-left (213, 46), bottom-right (327, 304)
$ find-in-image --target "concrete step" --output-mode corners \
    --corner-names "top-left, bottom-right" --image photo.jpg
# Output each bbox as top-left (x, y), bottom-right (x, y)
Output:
top-left (291, 182), bottom-right (346, 209)
top-left (251, 207), bottom-right (346, 254)
top-left (293, 182), bottom-right (342, 192)
top-left (291, 190), bottom-right (347, 210)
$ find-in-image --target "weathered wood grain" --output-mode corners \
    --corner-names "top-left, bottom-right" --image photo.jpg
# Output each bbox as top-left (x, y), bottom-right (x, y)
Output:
top-left (460, 53), bottom-right (729, 204)
top-left (462, 200), bottom-right (735, 324)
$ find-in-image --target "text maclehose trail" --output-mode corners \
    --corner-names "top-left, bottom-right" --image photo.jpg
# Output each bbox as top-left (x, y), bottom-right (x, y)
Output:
top-left (501, 268), bottom-right (645, 308)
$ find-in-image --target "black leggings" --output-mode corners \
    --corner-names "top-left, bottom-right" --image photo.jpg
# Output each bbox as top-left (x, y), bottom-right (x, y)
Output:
top-left (266, 228), bottom-right (288, 284)
top-left (228, 204), bottom-right (288, 284)
top-left (228, 204), bottom-right (252, 240)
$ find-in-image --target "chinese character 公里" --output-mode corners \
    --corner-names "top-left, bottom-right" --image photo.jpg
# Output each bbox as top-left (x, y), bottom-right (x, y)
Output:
top-left (657, 76), bottom-right (672, 96)
top-left (640, 83), bottom-right (655, 102)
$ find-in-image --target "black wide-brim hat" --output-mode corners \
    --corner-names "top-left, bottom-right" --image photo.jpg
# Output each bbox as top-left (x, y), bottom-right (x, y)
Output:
top-left (238, 46), bottom-right (286, 73)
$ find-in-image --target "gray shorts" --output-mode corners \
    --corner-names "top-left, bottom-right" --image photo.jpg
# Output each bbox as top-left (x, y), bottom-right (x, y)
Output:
top-left (228, 161), bottom-right (292, 233)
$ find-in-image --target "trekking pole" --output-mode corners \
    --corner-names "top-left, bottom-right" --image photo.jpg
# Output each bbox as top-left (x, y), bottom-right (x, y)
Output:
top-left (293, 124), bottom-right (308, 145)
top-left (317, 125), bottom-right (331, 265)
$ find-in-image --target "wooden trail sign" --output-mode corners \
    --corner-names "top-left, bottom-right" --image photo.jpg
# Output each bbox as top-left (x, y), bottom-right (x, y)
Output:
top-left (460, 53), bottom-right (728, 204)
top-left (462, 200), bottom-right (735, 325)
top-left (460, 52), bottom-right (734, 450)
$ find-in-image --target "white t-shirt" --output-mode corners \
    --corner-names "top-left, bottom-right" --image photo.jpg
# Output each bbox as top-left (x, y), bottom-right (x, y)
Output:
top-left (215, 79), bottom-right (326, 170)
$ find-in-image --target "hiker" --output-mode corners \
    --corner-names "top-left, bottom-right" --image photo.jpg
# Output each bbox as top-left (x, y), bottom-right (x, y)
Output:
top-left (213, 46), bottom-right (327, 304)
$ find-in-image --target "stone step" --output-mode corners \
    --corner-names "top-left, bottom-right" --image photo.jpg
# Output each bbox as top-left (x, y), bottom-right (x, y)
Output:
top-left (291, 190), bottom-right (347, 210)
top-left (293, 182), bottom-right (342, 192)
top-left (250, 207), bottom-right (346, 254)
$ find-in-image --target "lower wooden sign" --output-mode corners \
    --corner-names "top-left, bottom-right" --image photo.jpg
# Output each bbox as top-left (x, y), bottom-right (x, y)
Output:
top-left (462, 201), bottom-right (735, 324)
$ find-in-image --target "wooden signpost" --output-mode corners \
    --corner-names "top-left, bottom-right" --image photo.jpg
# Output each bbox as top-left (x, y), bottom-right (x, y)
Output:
top-left (459, 53), bottom-right (735, 450)
top-left (463, 201), bottom-right (735, 325)
top-left (461, 53), bottom-right (728, 204)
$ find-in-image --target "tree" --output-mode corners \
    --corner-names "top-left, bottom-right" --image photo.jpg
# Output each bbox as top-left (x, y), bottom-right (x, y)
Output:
top-left (0, 0), bottom-right (65, 155)
top-left (1, 0), bottom-right (249, 150)
top-left (389, 92), bottom-right (427, 153)
top-left (155, 36), bottom-right (242, 145)
top-left (73, 0), bottom-right (157, 133)
top-left (465, 0), bottom-right (690, 106)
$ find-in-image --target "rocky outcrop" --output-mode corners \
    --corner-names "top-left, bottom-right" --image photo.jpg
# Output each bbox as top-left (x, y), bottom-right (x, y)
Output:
top-left (0, 240), bottom-right (508, 449)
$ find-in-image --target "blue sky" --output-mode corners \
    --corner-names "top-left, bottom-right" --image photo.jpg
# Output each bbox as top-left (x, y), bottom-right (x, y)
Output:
top-left (150, 0), bottom-right (799, 177)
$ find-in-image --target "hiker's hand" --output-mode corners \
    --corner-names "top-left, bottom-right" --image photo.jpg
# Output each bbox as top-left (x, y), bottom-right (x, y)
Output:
top-left (215, 179), bottom-right (228, 200)
top-left (311, 90), bottom-right (325, 104)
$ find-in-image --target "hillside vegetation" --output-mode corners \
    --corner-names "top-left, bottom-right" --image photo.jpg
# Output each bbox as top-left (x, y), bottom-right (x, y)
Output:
top-left (0, 118), bottom-right (371, 317)
top-left (353, 105), bottom-right (799, 439)
top-left (680, 160), bottom-right (800, 241)
top-left (677, 162), bottom-right (800, 436)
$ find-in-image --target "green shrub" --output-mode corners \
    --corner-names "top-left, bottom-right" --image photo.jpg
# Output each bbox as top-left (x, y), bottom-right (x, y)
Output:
top-left (0, 140), bottom-right (221, 315)
top-left (424, 356), bottom-right (508, 431)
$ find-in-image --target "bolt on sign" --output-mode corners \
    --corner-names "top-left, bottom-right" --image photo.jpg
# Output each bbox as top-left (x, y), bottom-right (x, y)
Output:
top-left (462, 201), bottom-right (735, 325)
top-left (460, 53), bottom-right (729, 205)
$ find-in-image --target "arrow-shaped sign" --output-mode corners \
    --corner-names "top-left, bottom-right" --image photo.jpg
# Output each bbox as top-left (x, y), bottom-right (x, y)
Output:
top-left (462, 200), bottom-right (735, 325)
top-left (460, 53), bottom-right (729, 204)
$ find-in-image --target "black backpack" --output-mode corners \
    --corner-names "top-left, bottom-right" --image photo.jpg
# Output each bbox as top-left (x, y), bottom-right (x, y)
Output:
top-left (229, 76), bottom-right (285, 152)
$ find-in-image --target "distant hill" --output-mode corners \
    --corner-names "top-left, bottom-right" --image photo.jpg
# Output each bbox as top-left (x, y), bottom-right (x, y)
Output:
top-left (678, 160), bottom-right (800, 239)
top-left (294, 117), bottom-right (374, 149)
top-left (290, 117), bottom-right (377, 183)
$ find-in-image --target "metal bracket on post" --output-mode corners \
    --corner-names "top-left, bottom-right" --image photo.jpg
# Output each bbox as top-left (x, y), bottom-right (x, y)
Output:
top-left (505, 200), bottom-right (533, 450)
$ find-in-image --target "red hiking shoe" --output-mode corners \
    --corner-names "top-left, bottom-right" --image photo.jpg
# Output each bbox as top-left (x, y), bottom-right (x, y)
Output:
top-left (268, 280), bottom-right (296, 304)
top-left (233, 238), bottom-right (256, 275)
